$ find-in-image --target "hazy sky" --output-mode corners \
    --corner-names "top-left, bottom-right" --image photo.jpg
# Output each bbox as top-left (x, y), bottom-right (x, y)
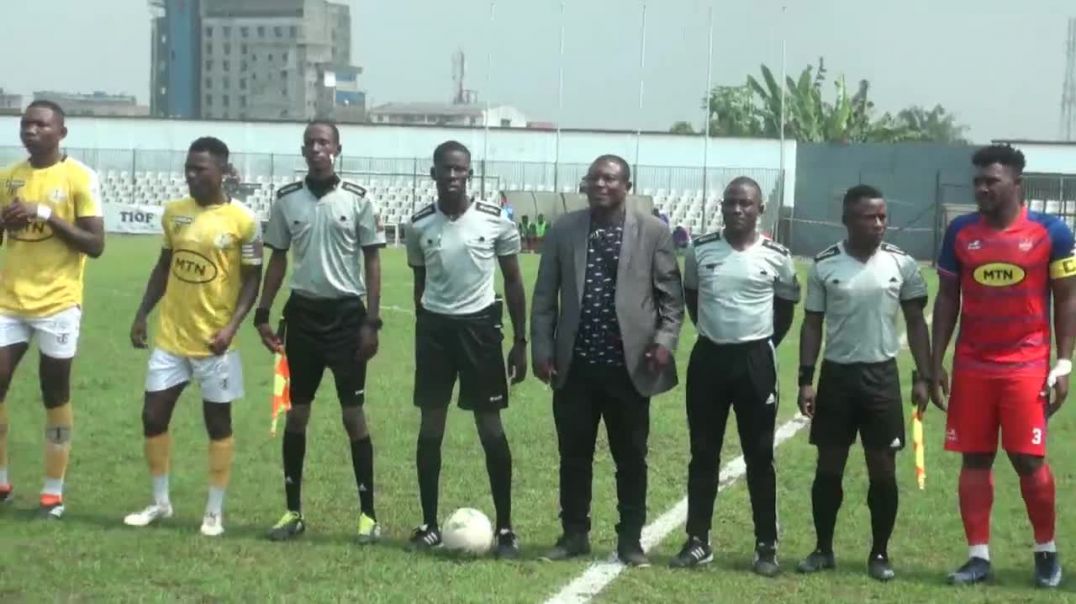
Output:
top-left (0, 0), bottom-right (1073, 143)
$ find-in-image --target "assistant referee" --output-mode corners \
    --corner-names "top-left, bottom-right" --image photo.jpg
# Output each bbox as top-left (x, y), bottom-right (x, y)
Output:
top-left (673, 177), bottom-right (800, 576)
top-left (254, 120), bottom-right (386, 543)
top-left (795, 185), bottom-right (931, 581)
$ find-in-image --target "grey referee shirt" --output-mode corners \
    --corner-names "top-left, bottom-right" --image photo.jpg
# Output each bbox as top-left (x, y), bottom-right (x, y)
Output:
top-left (684, 231), bottom-right (801, 344)
top-left (264, 178), bottom-right (386, 299)
top-left (405, 200), bottom-right (521, 315)
top-left (805, 241), bottom-right (928, 364)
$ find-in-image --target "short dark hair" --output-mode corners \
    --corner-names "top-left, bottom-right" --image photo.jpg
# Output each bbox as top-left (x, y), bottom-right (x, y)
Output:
top-left (434, 140), bottom-right (471, 164)
top-left (592, 154), bottom-right (631, 181)
top-left (306, 119), bottom-right (340, 144)
top-left (972, 144), bottom-right (1026, 176)
top-left (843, 184), bottom-right (884, 208)
top-left (726, 175), bottom-right (763, 199)
top-left (26, 100), bottom-right (66, 124)
top-left (188, 136), bottom-right (230, 164)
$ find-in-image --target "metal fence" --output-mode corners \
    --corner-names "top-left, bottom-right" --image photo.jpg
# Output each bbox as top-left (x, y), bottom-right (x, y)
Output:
top-left (0, 145), bottom-right (781, 232)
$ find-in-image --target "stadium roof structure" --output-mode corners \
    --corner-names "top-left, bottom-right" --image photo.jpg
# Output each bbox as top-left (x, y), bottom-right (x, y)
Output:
top-left (368, 102), bottom-right (497, 118)
top-left (992, 139), bottom-right (1076, 147)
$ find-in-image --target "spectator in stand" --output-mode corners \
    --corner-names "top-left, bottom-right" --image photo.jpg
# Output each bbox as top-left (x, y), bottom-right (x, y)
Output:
top-left (672, 225), bottom-right (691, 251)
top-left (535, 214), bottom-right (549, 253)
top-left (519, 216), bottom-right (532, 252)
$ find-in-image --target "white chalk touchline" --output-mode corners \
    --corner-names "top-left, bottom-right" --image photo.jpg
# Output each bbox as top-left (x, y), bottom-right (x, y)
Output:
top-left (542, 414), bottom-right (809, 604)
top-left (543, 319), bottom-right (929, 604)
top-left (381, 304), bottom-right (415, 316)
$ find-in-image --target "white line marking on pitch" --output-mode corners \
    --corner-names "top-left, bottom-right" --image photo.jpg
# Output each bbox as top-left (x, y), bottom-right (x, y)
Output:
top-left (381, 304), bottom-right (414, 316)
top-left (543, 318), bottom-right (929, 604)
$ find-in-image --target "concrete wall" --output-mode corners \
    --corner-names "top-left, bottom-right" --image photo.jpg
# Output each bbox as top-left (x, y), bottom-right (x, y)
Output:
top-left (790, 142), bottom-right (976, 261)
top-left (0, 114), bottom-right (794, 169)
top-left (1001, 141), bottom-right (1076, 175)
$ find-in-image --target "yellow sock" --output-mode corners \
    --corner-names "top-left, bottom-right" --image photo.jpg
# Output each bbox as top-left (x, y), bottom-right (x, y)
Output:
top-left (145, 433), bottom-right (171, 477)
top-left (43, 403), bottom-right (73, 498)
top-left (0, 401), bottom-right (9, 487)
top-left (208, 437), bottom-right (235, 490)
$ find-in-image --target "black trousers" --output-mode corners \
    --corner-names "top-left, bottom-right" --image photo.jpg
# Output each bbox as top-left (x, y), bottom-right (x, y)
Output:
top-left (685, 337), bottom-right (779, 545)
top-left (553, 362), bottom-right (650, 540)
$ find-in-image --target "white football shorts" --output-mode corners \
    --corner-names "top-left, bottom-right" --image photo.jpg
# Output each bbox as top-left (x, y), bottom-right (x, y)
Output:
top-left (145, 348), bottom-right (245, 403)
top-left (0, 306), bottom-right (82, 359)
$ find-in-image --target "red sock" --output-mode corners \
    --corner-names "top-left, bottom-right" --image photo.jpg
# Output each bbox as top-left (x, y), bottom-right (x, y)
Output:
top-left (958, 468), bottom-right (993, 546)
top-left (1019, 464), bottom-right (1056, 545)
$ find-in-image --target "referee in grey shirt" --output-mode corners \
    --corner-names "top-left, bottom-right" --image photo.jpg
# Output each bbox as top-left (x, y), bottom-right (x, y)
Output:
top-left (253, 121), bottom-right (386, 543)
top-left (795, 185), bottom-right (931, 582)
top-left (672, 176), bottom-right (800, 575)
top-left (404, 140), bottom-right (527, 559)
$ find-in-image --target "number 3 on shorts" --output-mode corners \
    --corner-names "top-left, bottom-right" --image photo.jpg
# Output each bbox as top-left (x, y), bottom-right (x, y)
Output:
top-left (1032, 428), bottom-right (1043, 446)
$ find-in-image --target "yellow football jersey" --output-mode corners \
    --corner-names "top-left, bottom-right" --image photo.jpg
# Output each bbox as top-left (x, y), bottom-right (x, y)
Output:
top-left (0, 157), bottom-right (103, 317)
top-left (156, 197), bottom-right (262, 358)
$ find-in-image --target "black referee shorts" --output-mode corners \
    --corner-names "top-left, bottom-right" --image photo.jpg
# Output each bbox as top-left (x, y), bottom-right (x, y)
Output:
top-left (283, 293), bottom-right (368, 407)
top-left (810, 359), bottom-right (905, 450)
top-left (413, 301), bottom-right (508, 411)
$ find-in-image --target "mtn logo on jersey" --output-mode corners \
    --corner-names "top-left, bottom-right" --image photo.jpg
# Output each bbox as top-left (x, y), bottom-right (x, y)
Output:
top-left (172, 249), bottom-right (218, 284)
top-left (8, 220), bottom-right (53, 242)
top-left (972, 262), bottom-right (1026, 287)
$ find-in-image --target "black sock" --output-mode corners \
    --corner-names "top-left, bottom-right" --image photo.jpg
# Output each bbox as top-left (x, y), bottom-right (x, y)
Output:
top-left (350, 436), bottom-right (375, 519)
top-left (811, 472), bottom-right (843, 554)
top-left (416, 435), bottom-right (443, 529)
top-left (867, 476), bottom-right (898, 559)
top-left (283, 430), bottom-right (306, 513)
top-left (480, 433), bottom-right (513, 531)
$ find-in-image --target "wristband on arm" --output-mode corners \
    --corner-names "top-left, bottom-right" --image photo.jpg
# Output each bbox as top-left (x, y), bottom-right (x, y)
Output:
top-left (253, 307), bottom-right (271, 326)
top-left (1047, 359), bottom-right (1072, 388)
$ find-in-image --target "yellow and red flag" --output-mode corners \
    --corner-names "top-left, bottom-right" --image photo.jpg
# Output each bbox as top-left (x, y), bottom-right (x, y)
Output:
top-left (270, 321), bottom-right (291, 437)
top-left (912, 410), bottom-right (925, 490)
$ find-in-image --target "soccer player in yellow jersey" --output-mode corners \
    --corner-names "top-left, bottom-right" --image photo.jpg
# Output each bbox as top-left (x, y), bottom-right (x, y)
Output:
top-left (0, 100), bottom-right (105, 519)
top-left (124, 137), bottom-right (262, 537)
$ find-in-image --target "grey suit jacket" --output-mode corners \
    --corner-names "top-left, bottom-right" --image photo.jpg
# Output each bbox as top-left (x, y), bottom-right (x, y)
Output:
top-left (530, 208), bottom-right (685, 397)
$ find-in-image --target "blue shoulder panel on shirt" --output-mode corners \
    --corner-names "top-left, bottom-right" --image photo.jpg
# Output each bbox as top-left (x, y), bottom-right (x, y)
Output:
top-left (1029, 210), bottom-right (1076, 261)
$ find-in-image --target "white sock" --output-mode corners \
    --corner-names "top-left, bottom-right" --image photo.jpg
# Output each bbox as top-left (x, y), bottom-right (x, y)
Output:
top-left (205, 486), bottom-right (225, 517)
top-left (1034, 541), bottom-right (1057, 554)
top-left (152, 475), bottom-right (170, 506)
top-left (42, 478), bottom-right (63, 497)
top-left (969, 544), bottom-right (990, 561)
top-left (0, 467), bottom-right (8, 487)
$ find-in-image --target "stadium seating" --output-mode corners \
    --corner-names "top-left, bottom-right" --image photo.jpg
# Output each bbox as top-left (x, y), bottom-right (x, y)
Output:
top-left (97, 170), bottom-right (511, 227)
top-left (94, 167), bottom-right (775, 235)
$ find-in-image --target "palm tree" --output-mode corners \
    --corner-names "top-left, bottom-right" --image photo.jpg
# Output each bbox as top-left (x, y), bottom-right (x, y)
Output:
top-left (894, 105), bottom-right (969, 143)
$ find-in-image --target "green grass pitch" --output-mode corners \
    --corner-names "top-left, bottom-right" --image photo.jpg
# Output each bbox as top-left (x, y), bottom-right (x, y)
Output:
top-left (0, 238), bottom-right (1073, 603)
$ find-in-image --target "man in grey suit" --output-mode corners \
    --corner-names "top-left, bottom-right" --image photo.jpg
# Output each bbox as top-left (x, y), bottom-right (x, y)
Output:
top-left (531, 154), bottom-right (685, 567)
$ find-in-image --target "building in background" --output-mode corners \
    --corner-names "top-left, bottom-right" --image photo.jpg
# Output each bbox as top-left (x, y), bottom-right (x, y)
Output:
top-left (0, 89), bottom-right (23, 114)
top-left (199, 0), bottom-right (364, 121)
top-left (149, 0), bottom-right (202, 119)
top-left (34, 91), bottom-right (150, 117)
top-left (368, 103), bottom-right (529, 128)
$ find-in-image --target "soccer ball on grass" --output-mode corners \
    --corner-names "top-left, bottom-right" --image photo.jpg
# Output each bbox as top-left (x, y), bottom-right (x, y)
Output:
top-left (442, 507), bottom-right (494, 556)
